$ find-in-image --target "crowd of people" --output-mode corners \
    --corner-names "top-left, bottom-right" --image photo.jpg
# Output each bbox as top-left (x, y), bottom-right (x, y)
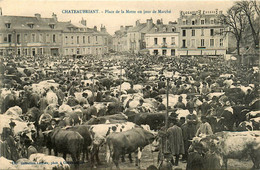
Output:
top-left (0, 52), bottom-right (259, 169)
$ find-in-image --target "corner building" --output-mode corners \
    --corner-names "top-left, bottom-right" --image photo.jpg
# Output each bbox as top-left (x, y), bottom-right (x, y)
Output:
top-left (177, 9), bottom-right (228, 57)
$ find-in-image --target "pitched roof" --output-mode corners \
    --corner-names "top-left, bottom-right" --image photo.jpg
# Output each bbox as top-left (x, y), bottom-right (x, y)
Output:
top-left (146, 23), bottom-right (178, 34)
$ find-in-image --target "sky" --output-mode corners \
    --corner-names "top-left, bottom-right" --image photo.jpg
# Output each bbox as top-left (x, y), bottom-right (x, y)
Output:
top-left (0, 0), bottom-right (236, 34)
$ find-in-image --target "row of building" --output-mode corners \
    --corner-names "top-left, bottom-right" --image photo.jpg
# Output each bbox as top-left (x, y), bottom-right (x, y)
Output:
top-left (0, 8), bottom-right (111, 57)
top-left (113, 9), bottom-right (230, 57)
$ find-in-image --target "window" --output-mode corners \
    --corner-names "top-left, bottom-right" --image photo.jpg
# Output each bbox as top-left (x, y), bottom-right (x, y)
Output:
top-left (220, 39), bottom-right (223, 47)
top-left (210, 39), bottom-right (214, 46)
top-left (182, 30), bottom-right (186, 37)
top-left (8, 34), bottom-right (12, 43)
top-left (172, 27), bottom-right (175, 32)
top-left (162, 49), bottom-right (167, 55)
top-left (24, 34), bottom-right (28, 42)
top-left (31, 34), bottom-right (36, 42)
top-left (192, 30), bottom-right (195, 36)
top-left (5, 23), bottom-right (11, 28)
top-left (39, 34), bottom-right (43, 42)
top-left (88, 36), bottom-right (90, 43)
top-left (163, 38), bottom-right (166, 44)
top-left (83, 36), bottom-right (85, 44)
top-left (24, 49), bottom-right (28, 55)
top-left (154, 38), bottom-right (158, 45)
top-left (192, 20), bottom-right (195, 25)
top-left (71, 36), bottom-right (74, 44)
top-left (53, 34), bottom-right (56, 43)
top-left (65, 49), bottom-right (68, 55)
top-left (201, 39), bottom-right (205, 47)
top-left (77, 48), bottom-right (80, 54)
top-left (154, 50), bottom-right (158, 55)
top-left (210, 19), bottom-right (214, 24)
top-left (46, 34), bottom-right (50, 43)
top-left (220, 28), bottom-right (224, 36)
top-left (17, 48), bottom-right (21, 55)
top-left (49, 24), bottom-right (55, 29)
top-left (201, 29), bottom-right (204, 36)
top-left (182, 40), bottom-right (186, 48)
top-left (182, 20), bottom-right (186, 25)
top-left (201, 19), bottom-right (205, 25)
top-left (77, 36), bottom-right (79, 44)
top-left (210, 29), bottom-right (214, 36)
top-left (96, 36), bottom-right (98, 42)
top-left (171, 37), bottom-right (175, 45)
top-left (17, 34), bottom-right (20, 44)
top-left (65, 36), bottom-right (68, 44)
top-left (28, 24), bottom-right (34, 29)
top-left (191, 39), bottom-right (195, 47)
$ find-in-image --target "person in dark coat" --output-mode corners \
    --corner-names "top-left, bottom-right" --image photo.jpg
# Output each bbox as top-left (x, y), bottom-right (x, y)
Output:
top-left (167, 120), bottom-right (185, 166)
top-left (174, 96), bottom-right (186, 109)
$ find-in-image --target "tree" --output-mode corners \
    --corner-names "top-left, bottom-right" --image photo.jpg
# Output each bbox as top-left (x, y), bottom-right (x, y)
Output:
top-left (219, 4), bottom-right (248, 57)
top-left (236, 0), bottom-right (260, 49)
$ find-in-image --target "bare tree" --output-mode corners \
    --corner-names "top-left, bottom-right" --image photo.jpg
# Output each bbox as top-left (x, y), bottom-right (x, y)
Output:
top-left (236, 0), bottom-right (259, 49)
top-left (219, 4), bottom-right (247, 56)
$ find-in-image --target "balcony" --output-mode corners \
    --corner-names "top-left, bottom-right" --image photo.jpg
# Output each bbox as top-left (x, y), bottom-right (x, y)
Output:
top-left (161, 43), bottom-right (167, 48)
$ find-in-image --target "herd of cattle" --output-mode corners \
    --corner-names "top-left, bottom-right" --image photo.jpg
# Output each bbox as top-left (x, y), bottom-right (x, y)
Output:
top-left (0, 54), bottom-right (259, 170)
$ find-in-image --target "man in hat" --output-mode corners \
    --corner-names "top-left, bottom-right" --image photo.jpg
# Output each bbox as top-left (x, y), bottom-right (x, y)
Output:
top-left (9, 119), bottom-right (16, 136)
top-left (166, 120), bottom-right (184, 166)
top-left (196, 116), bottom-right (213, 137)
top-left (46, 119), bottom-right (57, 131)
top-left (174, 96), bottom-right (186, 110)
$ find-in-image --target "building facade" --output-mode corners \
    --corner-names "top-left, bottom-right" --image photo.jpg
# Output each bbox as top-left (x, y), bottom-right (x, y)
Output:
top-left (145, 20), bottom-right (179, 56)
top-left (126, 19), bottom-right (154, 53)
top-left (177, 9), bottom-right (228, 57)
top-left (112, 25), bottom-right (132, 52)
top-left (0, 10), bottom-right (110, 57)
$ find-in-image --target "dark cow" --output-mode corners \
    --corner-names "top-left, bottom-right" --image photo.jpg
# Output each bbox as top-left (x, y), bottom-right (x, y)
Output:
top-left (85, 113), bottom-right (128, 125)
top-left (44, 127), bottom-right (84, 168)
top-left (106, 127), bottom-right (156, 168)
top-left (130, 112), bottom-right (165, 130)
top-left (66, 125), bottom-right (92, 163)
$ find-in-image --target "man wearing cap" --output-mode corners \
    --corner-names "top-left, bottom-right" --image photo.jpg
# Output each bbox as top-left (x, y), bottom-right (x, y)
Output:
top-left (196, 116), bottom-right (213, 137)
top-left (174, 96), bottom-right (186, 109)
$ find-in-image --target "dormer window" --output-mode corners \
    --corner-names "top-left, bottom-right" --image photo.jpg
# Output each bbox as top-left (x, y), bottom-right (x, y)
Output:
top-left (49, 24), bottom-right (55, 29)
top-left (192, 20), bottom-right (196, 25)
top-left (5, 23), bottom-right (11, 28)
top-left (163, 27), bottom-right (166, 32)
top-left (201, 19), bottom-right (205, 25)
top-left (172, 27), bottom-right (175, 32)
top-left (155, 27), bottom-right (158, 32)
top-left (210, 19), bottom-right (215, 24)
top-left (27, 22), bottom-right (34, 28)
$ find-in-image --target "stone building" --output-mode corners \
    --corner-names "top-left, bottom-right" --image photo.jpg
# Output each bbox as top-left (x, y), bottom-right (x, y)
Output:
top-left (177, 9), bottom-right (228, 57)
top-left (0, 9), bottom-right (110, 57)
top-left (145, 20), bottom-right (179, 56)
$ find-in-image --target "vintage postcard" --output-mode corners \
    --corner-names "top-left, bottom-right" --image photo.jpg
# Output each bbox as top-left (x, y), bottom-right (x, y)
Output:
top-left (0, 0), bottom-right (259, 169)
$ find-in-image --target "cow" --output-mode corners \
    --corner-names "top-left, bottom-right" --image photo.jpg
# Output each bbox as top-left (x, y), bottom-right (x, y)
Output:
top-left (106, 127), bottom-right (156, 169)
top-left (85, 113), bottom-right (128, 125)
top-left (189, 131), bottom-right (260, 169)
top-left (29, 153), bottom-right (70, 170)
top-left (65, 125), bottom-right (92, 163)
top-left (131, 112), bottom-right (165, 131)
top-left (43, 127), bottom-right (84, 168)
top-left (88, 122), bottom-right (137, 166)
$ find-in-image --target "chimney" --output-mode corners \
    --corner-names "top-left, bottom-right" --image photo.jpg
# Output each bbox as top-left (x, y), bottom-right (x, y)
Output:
top-left (80, 18), bottom-right (87, 26)
top-left (35, 13), bottom-right (41, 20)
top-left (161, 18), bottom-right (163, 24)
top-left (0, 8), bottom-right (2, 16)
top-left (156, 19), bottom-right (161, 25)
top-left (94, 26), bottom-right (97, 31)
top-left (52, 13), bottom-right (57, 22)
top-left (120, 25), bottom-right (124, 31)
top-left (146, 18), bottom-right (153, 29)
top-left (100, 25), bottom-right (106, 32)
top-left (136, 20), bottom-right (140, 26)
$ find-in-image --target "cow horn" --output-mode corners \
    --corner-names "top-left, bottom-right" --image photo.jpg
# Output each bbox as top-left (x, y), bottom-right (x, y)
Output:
top-left (91, 115), bottom-right (97, 118)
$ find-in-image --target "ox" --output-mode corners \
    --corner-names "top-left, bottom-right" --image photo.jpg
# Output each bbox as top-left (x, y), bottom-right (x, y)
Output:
top-left (106, 127), bottom-right (156, 168)
top-left (189, 131), bottom-right (260, 169)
